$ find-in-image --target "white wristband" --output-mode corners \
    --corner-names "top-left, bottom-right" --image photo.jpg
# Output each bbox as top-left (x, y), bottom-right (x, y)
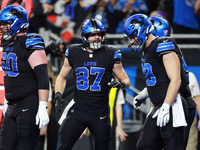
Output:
top-left (162, 103), bottom-right (170, 109)
top-left (39, 101), bottom-right (47, 109)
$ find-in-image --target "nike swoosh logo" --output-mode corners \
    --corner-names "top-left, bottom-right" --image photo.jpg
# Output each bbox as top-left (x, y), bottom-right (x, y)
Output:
top-left (163, 39), bottom-right (169, 42)
top-left (22, 109), bottom-right (29, 112)
top-left (100, 116), bottom-right (107, 120)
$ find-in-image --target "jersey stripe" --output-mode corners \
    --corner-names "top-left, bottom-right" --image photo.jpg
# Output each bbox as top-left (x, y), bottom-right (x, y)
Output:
top-left (25, 38), bottom-right (44, 49)
top-left (114, 50), bottom-right (122, 62)
top-left (65, 48), bottom-right (69, 57)
top-left (156, 41), bottom-right (175, 52)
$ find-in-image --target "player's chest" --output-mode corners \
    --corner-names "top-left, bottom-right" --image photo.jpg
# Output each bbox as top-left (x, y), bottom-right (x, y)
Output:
top-left (72, 52), bottom-right (112, 69)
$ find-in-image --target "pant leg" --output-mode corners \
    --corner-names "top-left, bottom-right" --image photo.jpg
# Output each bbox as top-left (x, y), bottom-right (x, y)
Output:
top-left (35, 135), bottom-right (45, 150)
top-left (88, 107), bottom-right (111, 150)
top-left (16, 96), bottom-right (40, 150)
top-left (0, 115), bottom-right (17, 150)
top-left (161, 108), bottom-right (185, 150)
top-left (0, 95), bottom-right (39, 150)
top-left (137, 107), bottom-right (163, 150)
top-left (57, 109), bottom-right (86, 150)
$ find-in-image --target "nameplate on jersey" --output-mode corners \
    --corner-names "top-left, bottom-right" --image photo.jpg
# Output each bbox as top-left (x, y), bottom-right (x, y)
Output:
top-left (5, 47), bottom-right (13, 52)
top-left (84, 62), bottom-right (97, 66)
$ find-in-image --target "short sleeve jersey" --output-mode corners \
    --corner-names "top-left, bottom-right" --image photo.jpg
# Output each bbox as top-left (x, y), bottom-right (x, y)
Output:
top-left (141, 37), bottom-right (189, 106)
top-left (1, 33), bottom-right (45, 101)
top-left (65, 44), bottom-right (122, 109)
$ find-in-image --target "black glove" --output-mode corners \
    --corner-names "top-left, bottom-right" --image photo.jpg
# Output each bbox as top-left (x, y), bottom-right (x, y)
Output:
top-left (108, 80), bottom-right (126, 89)
top-left (54, 92), bottom-right (69, 119)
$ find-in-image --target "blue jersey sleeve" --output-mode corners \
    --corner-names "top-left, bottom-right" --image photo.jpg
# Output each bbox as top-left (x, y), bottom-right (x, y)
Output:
top-left (114, 50), bottom-right (122, 63)
top-left (156, 37), bottom-right (176, 56)
top-left (25, 33), bottom-right (45, 50)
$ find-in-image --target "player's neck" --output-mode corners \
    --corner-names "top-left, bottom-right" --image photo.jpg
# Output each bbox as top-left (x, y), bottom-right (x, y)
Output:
top-left (13, 32), bottom-right (26, 40)
top-left (86, 47), bottom-right (94, 53)
top-left (145, 33), bottom-right (156, 48)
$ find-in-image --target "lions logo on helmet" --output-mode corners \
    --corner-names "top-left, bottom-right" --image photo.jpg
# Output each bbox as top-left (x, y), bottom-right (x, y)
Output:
top-left (80, 18), bottom-right (106, 50)
top-left (149, 16), bottom-right (171, 37)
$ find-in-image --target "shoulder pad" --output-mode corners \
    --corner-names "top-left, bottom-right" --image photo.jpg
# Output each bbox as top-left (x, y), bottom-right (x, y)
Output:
top-left (25, 33), bottom-right (45, 50)
top-left (106, 46), bottom-right (122, 62)
top-left (65, 44), bottom-right (82, 57)
top-left (68, 43), bottom-right (82, 49)
top-left (114, 49), bottom-right (122, 61)
top-left (157, 36), bottom-right (171, 40)
top-left (156, 37), bottom-right (175, 53)
top-left (65, 48), bottom-right (69, 57)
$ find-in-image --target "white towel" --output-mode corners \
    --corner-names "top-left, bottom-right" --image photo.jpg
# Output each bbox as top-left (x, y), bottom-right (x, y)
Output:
top-left (172, 94), bottom-right (187, 127)
top-left (58, 99), bottom-right (75, 125)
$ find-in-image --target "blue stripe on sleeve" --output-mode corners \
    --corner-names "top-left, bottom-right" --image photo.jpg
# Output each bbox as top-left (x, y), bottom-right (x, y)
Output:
top-left (25, 38), bottom-right (44, 48)
top-left (114, 51), bottom-right (122, 60)
top-left (65, 48), bottom-right (69, 57)
top-left (156, 41), bottom-right (175, 52)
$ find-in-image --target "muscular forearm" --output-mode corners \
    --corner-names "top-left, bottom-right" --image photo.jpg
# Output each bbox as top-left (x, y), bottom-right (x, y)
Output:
top-left (164, 80), bottom-right (181, 105)
top-left (55, 75), bottom-right (67, 94)
top-left (38, 89), bottom-right (49, 102)
top-left (121, 77), bottom-right (130, 89)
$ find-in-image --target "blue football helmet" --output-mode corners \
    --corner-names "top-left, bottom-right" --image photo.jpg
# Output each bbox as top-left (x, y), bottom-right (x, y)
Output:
top-left (149, 16), bottom-right (171, 37)
top-left (123, 14), bottom-right (152, 52)
top-left (81, 18), bottom-right (106, 50)
top-left (0, 5), bottom-right (29, 41)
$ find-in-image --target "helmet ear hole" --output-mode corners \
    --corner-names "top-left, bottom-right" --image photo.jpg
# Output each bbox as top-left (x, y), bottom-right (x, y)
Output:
top-left (16, 23), bottom-right (21, 26)
top-left (142, 29), bottom-right (145, 34)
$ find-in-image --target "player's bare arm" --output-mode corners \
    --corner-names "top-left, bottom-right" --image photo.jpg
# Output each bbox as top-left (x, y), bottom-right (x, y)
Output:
top-left (112, 62), bottom-right (130, 89)
top-left (163, 52), bottom-right (181, 105)
top-left (55, 57), bottom-right (72, 94)
top-left (28, 50), bottom-right (49, 101)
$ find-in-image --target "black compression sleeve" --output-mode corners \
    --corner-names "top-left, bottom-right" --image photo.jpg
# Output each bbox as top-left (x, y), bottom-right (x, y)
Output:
top-left (33, 64), bottom-right (49, 90)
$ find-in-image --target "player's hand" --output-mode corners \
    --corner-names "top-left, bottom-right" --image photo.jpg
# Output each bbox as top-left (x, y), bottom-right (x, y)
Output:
top-left (54, 92), bottom-right (68, 118)
top-left (36, 101), bottom-right (49, 129)
top-left (133, 96), bottom-right (146, 110)
top-left (40, 125), bottom-right (47, 136)
top-left (133, 87), bottom-right (148, 109)
top-left (108, 81), bottom-right (125, 89)
top-left (152, 103), bottom-right (170, 127)
top-left (116, 127), bottom-right (128, 142)
top-left (79, 128), bottom-right (88, 139)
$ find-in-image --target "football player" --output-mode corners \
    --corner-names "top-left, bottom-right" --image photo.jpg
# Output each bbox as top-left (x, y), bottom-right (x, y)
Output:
top-left (123, 14), bottom-right (192, 150)
top-left (0, 5), bottom-right (49, 150)
top-left (54, 18), bottom-right (130, 150)
top-left (132, 16), bottom-right (197, 150)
